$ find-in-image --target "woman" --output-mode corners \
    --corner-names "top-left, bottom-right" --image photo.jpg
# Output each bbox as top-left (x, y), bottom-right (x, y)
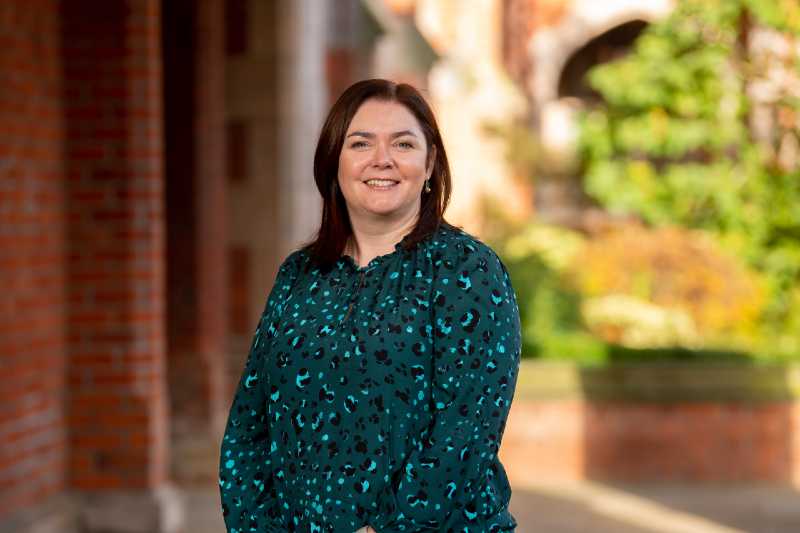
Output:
top-left (219, 79), bottom-right (521, 533)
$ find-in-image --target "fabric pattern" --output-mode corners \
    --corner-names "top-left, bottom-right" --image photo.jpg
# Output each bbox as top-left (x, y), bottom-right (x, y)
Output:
top-left (219, 223), bottom-right (521, 532)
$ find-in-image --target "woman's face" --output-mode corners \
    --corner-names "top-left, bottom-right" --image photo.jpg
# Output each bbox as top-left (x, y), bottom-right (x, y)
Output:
top-left (337, 99), bottom-right (433, 225)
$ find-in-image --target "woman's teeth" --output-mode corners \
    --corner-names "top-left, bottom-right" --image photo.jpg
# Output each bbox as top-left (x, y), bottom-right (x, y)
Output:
top-left (364, 179), bottom-right (398, 188)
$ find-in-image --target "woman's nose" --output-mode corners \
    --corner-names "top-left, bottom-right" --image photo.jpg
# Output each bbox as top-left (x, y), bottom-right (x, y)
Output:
top-left (371, 142), bottom-right (393, 168)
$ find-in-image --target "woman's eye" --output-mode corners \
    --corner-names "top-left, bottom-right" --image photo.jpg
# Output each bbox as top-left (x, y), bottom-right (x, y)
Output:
top-left (350, 140), bottom-right (368, 148)
top-left (396, 141), bottom-right (414, 149)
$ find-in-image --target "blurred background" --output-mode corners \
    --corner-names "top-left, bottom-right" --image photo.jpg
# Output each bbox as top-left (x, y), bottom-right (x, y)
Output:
top-left (2, 0), bottom-right (800, 531)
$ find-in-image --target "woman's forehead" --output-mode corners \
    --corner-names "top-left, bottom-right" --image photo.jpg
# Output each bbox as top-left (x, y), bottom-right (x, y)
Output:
top-left (346, 99), bottom-right (423, 135)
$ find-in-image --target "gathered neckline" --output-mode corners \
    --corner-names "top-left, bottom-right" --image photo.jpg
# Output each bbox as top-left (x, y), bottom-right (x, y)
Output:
top-left (335, 222), bottom-right (458, 273)
top-left (341, 240), bottom-right (405, 272)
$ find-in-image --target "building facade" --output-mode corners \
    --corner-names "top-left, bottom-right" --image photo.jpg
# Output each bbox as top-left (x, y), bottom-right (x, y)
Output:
top-left (1, 1), bottom-right (681, 531)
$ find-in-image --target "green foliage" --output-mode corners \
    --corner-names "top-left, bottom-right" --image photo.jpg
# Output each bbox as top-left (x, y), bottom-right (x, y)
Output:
top-left (579, 0), bottom-right (800, 342)
top-left (747, 0), bottom-right (800, 34)
top-left (503, 246), bottom-right (761, 365)
top-left (490, 223), bottom-right (599, 362)
top-left (503, 252), bottom-right (585, 359)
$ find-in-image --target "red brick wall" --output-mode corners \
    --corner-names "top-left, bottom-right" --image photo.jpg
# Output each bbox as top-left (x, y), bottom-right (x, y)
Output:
top-left (61, 0), bottom-right (168, 489)
top-left (501, 401), bottom-right (585, 481)
top-left (500, 400), bottom-right (800, 485)
top-left (0, 0), bottom-right (67, 517)
top-left (502, 0), bottom-right (537, 87)
top-left (585, 402), bottom-right (798, 482)
top-left (501, 0), bottom-right (570, 88)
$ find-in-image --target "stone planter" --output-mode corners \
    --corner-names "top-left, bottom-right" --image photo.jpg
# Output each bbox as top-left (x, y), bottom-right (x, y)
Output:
top-left (499, 360), bottom-right (800, 486)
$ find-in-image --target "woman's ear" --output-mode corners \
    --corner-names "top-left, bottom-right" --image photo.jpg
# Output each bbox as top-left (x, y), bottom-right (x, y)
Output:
top-left (426, 145), bottom-right (437, 178)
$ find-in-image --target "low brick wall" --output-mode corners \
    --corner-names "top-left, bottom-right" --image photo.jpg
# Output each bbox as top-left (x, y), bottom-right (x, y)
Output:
top-left (498, 361), bottom-right (800, 486)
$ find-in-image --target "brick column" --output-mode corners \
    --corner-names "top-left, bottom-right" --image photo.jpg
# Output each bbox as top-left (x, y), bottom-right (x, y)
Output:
top-left (0, 2), bottom-right (72, 531)
top-left (61, 1), bottom-right (182, 531)
top-left (163, 0), bottom-right (229, 484)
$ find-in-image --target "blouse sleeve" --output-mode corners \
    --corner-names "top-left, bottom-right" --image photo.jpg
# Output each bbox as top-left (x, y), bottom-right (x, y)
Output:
top-left (219, 251), bottom-right (303, 533)
top-left (370, 242), bottom-right (522, 532)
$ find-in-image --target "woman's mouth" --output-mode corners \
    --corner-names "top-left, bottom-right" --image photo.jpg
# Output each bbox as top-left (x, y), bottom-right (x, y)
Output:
top-left (363, 179), bottom-right (399, 190)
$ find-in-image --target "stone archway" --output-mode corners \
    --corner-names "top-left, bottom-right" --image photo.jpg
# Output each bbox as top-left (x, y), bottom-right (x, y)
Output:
top-left (527, 0), bottom-right (672, 110)
top-left (525, 0), bottom-right (672, 226)
top-left (557, 19), bottom-right (649, 101)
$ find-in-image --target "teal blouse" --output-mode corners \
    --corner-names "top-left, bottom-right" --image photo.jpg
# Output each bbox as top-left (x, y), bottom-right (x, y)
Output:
top-left (219, 223), bottom-right (521, 532)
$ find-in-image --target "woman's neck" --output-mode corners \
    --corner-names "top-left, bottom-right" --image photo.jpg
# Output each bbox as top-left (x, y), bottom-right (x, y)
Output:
top-left (346, 214), bottom-right (417, 268)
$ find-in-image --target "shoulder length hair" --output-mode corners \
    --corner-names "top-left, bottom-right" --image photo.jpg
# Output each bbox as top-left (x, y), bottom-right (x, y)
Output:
top-left (301, 78), bottom-right (453, 271)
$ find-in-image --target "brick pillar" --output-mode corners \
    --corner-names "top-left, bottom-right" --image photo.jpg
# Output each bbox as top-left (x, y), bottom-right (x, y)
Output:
top-left (163, 0), bottom-right (229, 484)
top-left (61, 1), bottom-right (182, 531)
top-left (0, 2), bottom-right (72, 532)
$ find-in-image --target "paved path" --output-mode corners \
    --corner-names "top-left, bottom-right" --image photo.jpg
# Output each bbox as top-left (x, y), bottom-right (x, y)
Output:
top-left (508, 482), bottom-right (800, 533)
top-left (187, 481), bottom-right (800, 533)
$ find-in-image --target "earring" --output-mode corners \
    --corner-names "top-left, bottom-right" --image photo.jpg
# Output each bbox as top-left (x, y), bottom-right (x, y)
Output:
top-left (424, 179), bottom-right (431, 193)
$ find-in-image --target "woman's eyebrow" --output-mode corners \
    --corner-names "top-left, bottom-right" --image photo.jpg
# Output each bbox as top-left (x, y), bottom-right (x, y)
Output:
top-left (346, 130), bottom-right (418, 139)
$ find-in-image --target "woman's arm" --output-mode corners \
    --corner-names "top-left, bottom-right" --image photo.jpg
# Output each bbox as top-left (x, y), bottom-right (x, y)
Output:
top-left (218, 252), bottom-right (303, 532)
top-left (370, 243), bottom-right (521, 531)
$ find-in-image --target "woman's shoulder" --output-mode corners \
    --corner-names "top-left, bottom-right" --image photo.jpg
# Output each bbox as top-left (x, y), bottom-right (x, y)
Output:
top-left (431, 221), bottom-right (505, 269)
top-left (429, 223), bottom-right (517, 315)
top-left (276, 248), bottom-right (311, 279)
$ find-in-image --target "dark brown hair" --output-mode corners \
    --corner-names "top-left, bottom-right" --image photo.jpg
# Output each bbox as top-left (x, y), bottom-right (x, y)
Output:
top-left (300, 79), bottom-right (453, 271)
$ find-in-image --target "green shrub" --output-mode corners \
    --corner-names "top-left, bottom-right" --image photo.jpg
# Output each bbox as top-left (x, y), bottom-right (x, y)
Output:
top-left (579, 0), bottom-right (800, 350)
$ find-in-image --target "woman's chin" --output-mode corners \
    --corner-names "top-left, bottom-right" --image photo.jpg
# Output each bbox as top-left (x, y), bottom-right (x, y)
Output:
top-left (364, 206), bottom-right (402, 218)
top-left (358, 199), bottom-right (405, 217)
top-left (348, 194), bottom-right (420, 220)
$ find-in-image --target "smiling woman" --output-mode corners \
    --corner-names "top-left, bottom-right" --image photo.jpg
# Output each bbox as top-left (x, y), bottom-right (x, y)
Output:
top-left (219, 79), bottom-right (521, 533)
top-left (307, 79), bottom-right (453, 271)
top-left (337, 99), bottom-right (435, 251)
